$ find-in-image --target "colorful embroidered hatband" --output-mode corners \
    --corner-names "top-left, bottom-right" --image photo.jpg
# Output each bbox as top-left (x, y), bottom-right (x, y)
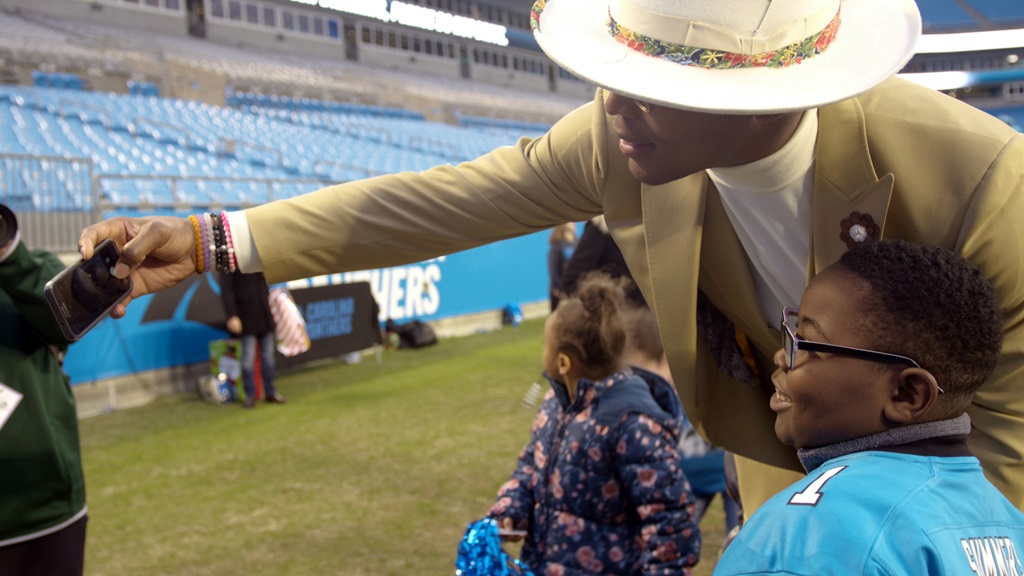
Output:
top-left (530, 0), bottom-right (546, 32)
top-left (608, 7), bottom-right (841, 69)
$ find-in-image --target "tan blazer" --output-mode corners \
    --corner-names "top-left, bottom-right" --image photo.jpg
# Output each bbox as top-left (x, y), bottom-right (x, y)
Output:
top-left (248, 77), bottom-right (1024, 508)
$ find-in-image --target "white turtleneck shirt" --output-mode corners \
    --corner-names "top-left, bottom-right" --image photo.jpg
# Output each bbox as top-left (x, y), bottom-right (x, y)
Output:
top-left (706, 109), bottom-right (818, 324)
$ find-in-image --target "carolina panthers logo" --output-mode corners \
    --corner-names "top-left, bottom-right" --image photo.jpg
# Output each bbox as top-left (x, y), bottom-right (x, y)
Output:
top-left (140, 273), bottom-right (227, 329)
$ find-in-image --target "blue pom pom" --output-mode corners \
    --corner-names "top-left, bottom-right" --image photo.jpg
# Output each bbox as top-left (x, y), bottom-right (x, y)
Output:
top-left (455, 518), bottom-right (535, 576)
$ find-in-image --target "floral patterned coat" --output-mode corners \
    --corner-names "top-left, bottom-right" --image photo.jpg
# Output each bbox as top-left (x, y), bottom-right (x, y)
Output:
top-left (490, 368), bottom-right (700, 575)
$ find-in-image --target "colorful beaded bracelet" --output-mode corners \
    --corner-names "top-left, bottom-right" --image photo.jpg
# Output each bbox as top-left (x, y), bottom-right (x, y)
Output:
top-left (189, 211), bottom-right (240, 275)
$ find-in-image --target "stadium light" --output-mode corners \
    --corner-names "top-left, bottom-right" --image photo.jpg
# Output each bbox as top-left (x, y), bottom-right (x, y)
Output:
top-left (915, 28), bottom-right (1024, 53)
top-left (899, 68), bottom-right (1024, 90)
top-left (310, 0), bottom-right (508, 46)
top-left (897, 71), bottom-right (973, 90)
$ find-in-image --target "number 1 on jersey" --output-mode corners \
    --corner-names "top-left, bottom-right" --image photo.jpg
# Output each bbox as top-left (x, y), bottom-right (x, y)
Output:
top-left (789, 466), bottom-right (847, 506)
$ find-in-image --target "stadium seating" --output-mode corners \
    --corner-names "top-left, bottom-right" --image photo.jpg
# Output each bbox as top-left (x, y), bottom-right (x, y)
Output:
top-left (917, 0), bottom-right (1024, 31)
top-left (0, 84), bottom-right (548, 214)
top-left (964, 0), bottom-right (1024, 26)
top-left (917, 0), bottom-right (981, 31)
top-left (0, 10), bottom-right (584, 125)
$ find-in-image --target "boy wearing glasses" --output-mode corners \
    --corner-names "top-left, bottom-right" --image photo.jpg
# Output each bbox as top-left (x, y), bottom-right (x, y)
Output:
top-left (713, 239), bottom-right (1024, 575)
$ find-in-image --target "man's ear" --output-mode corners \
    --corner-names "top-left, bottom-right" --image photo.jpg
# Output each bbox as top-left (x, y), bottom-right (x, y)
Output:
top-left (557, 352), bottom-right (572, 377)
top-left (883, 368), bottom-right (941, 424)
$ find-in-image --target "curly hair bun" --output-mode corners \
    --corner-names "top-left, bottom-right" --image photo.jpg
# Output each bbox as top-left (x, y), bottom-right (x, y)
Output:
top-left (556, 271), bottom-right (630, 379)
top-left (577, 272), bottom-right (627, 317)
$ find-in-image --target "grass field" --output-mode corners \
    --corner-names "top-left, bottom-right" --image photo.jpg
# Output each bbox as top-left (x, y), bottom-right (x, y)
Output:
top-left (79, 318), bottom-right (726, 575)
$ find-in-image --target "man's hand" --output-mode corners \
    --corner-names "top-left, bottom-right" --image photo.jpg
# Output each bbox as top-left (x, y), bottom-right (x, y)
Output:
top-left (78, 216), bottom-right (197, 318)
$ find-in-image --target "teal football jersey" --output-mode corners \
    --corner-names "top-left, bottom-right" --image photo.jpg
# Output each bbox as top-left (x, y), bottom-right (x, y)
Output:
top-left (714, 451), bottom-right (1024, 575)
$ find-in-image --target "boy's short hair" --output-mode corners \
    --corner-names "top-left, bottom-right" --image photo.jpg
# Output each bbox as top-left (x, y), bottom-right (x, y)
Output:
top-left (837, 239), bottom-right (1003, 411)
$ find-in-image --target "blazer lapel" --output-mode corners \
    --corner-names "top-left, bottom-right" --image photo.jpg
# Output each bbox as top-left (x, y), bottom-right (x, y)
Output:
top-left (697, 181), bottom-right (776, 356)
top-left (639, 175), bottom-right (706, 410)
top-left (811, 100), bottom-right (896, 277)
top-left (644, 175), bottom-right (797, 467)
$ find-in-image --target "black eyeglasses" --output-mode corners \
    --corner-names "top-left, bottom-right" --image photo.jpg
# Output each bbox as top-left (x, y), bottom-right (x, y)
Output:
top-left (780, 307), bottom-right (941, 393)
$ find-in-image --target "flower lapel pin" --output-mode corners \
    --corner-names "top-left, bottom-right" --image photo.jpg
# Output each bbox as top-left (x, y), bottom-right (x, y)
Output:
top-left (840, 211), bottom-right (880, 249)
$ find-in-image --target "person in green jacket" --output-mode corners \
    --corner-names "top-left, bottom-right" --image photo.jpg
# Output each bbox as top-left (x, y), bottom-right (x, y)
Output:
top-left (0, 204), bottom-right (86, 575)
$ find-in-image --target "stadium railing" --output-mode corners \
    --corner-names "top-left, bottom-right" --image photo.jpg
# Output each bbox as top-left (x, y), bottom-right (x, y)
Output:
top-left (0, 152), bottom-right (336, 253)
top-left (0, 153), bottom-right (96, 251)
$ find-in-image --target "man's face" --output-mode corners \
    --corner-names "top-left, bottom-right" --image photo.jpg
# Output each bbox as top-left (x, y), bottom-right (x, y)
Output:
top-left (604, 92), bottom-right (770, 185)
top-left (770, 267), bottom-right (897, 450)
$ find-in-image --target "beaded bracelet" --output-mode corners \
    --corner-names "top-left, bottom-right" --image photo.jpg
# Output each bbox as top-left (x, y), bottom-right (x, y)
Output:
top-left (220, 211), bottom-right (237, 273)
top-left (187, 214), bottom-right (204, 275)
top-left (206, 212), bottom-right (218, 270)
top-left (199, 212), bottom-right (212, 274)
top-left (209, 212), bottom-right (228, 273)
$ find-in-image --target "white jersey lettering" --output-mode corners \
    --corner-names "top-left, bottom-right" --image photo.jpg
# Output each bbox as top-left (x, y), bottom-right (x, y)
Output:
top-left (788, 466), bottom-right (846, 506)
top-left (961, 536), bottom-right (1023, 575)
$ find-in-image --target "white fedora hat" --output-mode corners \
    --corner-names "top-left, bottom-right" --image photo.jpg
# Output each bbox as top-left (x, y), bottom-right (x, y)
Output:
top-left (531, 0), bottom-right (922, 114)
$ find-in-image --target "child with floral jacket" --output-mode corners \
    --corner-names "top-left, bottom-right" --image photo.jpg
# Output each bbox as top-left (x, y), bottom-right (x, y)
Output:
top-left (490, 273), bottom-right (700, 575)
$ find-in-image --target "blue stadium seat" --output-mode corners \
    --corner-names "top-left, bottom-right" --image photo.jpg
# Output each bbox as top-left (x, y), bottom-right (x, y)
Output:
top-left (959, 0), bottom-right (1024, 25)
top-left (917, 0), bottom-right (980, 31)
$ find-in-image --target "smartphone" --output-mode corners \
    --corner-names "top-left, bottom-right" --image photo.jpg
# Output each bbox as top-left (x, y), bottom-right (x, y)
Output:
top-left (44, 239), bottom-right (133, 341)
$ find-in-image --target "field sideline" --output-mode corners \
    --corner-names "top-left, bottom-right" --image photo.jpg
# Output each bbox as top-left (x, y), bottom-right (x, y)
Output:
top-left (79, 318), bottom-right (726, 575)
